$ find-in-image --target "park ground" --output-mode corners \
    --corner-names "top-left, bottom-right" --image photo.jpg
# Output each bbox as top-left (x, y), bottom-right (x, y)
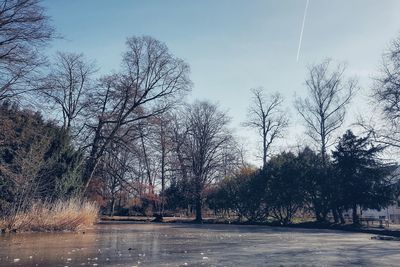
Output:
top-left (1, 222), bottom-right (400, 266)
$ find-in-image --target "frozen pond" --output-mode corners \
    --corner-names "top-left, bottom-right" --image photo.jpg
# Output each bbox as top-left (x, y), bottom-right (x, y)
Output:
top-left (1, 222), bottom-right (400, 266)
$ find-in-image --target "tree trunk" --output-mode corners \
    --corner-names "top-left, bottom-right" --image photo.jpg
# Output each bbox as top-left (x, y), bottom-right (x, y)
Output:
top-left (194, 178), bottom-right (202, 223)
top-left (140, 132), bottom-right (153, 194)
top-left (262, 126), bottom-right (267, 169)
top-left (110, 196), bottom-right (115, 217)
top-left (321, 210), bottom-right (328, 222)
top-left (315, 210), bottom-right (322, 222)
top-left (82, 154), bottom-right (98, 193)
top-left (352, 204), bottom-right (359, 225)
top-left (332, 208), bottom-right (339, 224)
top-left (315, 206), bottom-right (326, 223)
top-left (82, 126), bottom-right (103, 194)
top-left (195, 197), bottom-right (202, 222)
top-left (321, 143), bottom-right (326, 165)
top-left (339, 209), bottom-right (345, 224)
top-left (160, 142), bottom-right (166, 217)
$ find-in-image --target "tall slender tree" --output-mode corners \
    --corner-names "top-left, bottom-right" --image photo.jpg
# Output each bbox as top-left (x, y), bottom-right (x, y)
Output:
top-left (295, 59), bottom-right (356, 164)
top-left (244, 88), bottom-right (288, 169)
top-left (186, 101), bottom-right (232, 222)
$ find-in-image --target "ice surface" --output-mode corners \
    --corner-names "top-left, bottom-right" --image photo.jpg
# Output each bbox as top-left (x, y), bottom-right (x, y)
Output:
top-left (0, 223), bottom-right (399, 266)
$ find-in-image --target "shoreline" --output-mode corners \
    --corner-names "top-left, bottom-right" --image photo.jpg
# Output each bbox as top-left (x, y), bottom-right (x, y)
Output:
top-left (3, 215), bottom-right (400, 239)
top-left (99, 216), bottom-right (400, 239)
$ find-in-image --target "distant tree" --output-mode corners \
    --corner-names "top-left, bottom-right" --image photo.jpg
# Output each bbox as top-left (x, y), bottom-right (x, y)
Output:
top-left (169, 110), bottom-right (190, 184)
top-left (137, 121), bottom-right (156, 194)
top-left (164, 110), bottom-right (192, 213)
top-left (150, 112), bottom-right (187, 216)
top-left (228, 168), bottom-right (269, 222)
top-left (0, 0), bottom-right (54, 101)
top-left (295, 59), bottom-right (356, 164)
top-left (332, 130), bottom-right (394, 224)
top-left (39, 52), bottom-right (96, 133)
top-left (374, 35), bottom-right (400, 126)
top-left (97, 146), bottom-right (128, 216)
top-left (164, 177), bottom-right (194, 213)
top-left (185, 101), bottom-right (232, 222)
top-left (266, 152), bottom-right (306, 225)
top-left (154, 115), bottom-right (170, 214)
top-left (298, 147), bottom-right (331, 222)
top-left (82, 36), bottom-right (191, 193)
top-left (367, 34), bottom-right (400, 149)
top-left (244, 88), bottom-right (288, 169)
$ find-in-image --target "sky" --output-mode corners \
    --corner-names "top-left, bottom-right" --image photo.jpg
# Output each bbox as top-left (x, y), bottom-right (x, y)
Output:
top-left (43, 0), bottom-right (400, 166)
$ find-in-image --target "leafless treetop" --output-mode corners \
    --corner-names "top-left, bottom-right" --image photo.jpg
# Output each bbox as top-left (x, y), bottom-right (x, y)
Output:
top-left (39, 52), bottom-right (97, 132)
top-left (374, 35), bottom-right (400, 125)
top-left (296, 59), bottom-right (357, 161)
top-left (244, 87), bottom-right (288, 168)
top-left (0, 0), bottom-right (54, 101)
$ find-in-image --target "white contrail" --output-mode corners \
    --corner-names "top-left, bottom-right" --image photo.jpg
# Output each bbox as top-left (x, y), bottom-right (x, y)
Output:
top-left (296, 0), bottom-right (310, 62)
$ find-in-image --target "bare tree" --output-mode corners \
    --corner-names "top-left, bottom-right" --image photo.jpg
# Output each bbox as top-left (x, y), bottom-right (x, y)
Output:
top-left (243, 88), bottom-right (288, 169)
top-left (129, 112), bottom-right (179, 217)
top-left (0, 0), bottom-right (54, 101)
top-left (82, 36), bottom-right (191, 193)
top-left (137, 120), bottom-right (157, 195)
top-left (295, 59), bottom-right (356, 163)
top-left (367, 34), bottom-right (400, 149)
top-left (98, 144), bottom-right (134, 216)
top-left (374, 35), bottom-right (400, 124)
top-left (151, 113), bottom-right (175, 215)
top-left (39, 52), bottom-right (96, 132)
top-left (170, 110), bottom-right (190, 183)
top-left (166, 110), bottom-right (191, 207)
top-left (186, 100), bottom-right (232, 222)
top-left (158, 116), bottom-right (168, 213)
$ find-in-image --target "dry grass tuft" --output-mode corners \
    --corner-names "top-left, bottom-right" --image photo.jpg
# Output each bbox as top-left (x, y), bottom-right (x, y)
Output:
top-left (0, 198), bottom-right (98, 232)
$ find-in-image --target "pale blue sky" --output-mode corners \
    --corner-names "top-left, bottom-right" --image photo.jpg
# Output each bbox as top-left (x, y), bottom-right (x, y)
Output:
top-left (43, 0), bottom-right (400, 165)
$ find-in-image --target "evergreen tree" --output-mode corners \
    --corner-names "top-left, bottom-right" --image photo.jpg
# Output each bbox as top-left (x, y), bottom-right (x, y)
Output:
top-left (332, 130), bottom-right (394, 224)
top-left (0, 102), bottom-right (83, 214)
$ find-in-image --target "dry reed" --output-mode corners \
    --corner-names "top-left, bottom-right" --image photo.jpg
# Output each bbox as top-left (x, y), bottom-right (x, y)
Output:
top-left (0, 198), bottom-right (98, 232)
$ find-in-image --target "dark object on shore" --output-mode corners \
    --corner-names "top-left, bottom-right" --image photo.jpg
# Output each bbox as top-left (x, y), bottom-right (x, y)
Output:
top-left (371, 235), bottom-right (400, 241)
top-left (128, 248), bottom-right (133, 251)
top-left (152, 214), bottom-right (163, 222)
top-left (1, 228), bottom-right (18, 234)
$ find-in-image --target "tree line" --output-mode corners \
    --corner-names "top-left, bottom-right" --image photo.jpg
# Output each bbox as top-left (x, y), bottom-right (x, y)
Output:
top-left (209, 131), bottom-right (396, 225)
top-left (0, 0), bottom-right (400, 224)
